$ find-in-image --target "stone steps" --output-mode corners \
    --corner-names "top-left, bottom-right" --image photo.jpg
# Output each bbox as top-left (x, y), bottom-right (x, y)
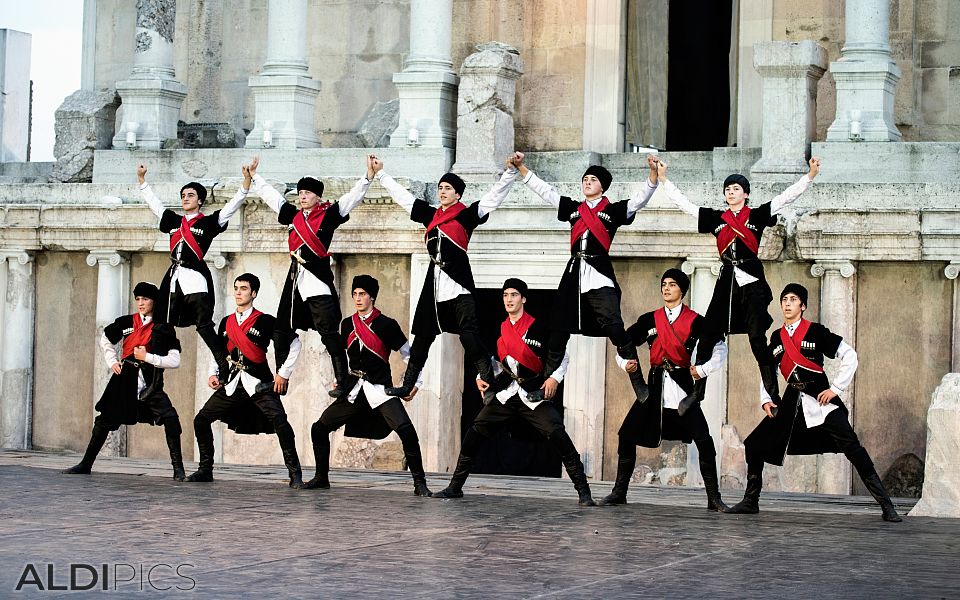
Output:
top-left (523, 148), bottom-right (761, 183)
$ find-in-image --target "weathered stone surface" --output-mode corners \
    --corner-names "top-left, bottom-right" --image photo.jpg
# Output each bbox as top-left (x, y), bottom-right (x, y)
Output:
top-left (882, 453), bottom-right (925, 498)
top-left (910, 373), bottom-right (960, 517)
top-left (357, 99), bottom-right (399, 148)
top-left (51, 89), bottom-right (120, 183)
top-left (177, 122), bottom-right (243, 148)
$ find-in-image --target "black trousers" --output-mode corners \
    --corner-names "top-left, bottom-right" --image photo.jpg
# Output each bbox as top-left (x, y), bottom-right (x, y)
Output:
top-left (460, 396), bottom-right (577, 459)
top-left (194, 386), bottom-right (296, 450)
top-left (705, 277), bottom-right (774, 367)
top-left (409, 294), bottom-right (489, 366)
top-left (548, 287), bottom-right (633, 361)
top-left (618, 404), bottom-right (716, 459)
top-left (280, 292), bottom-right (344, 359)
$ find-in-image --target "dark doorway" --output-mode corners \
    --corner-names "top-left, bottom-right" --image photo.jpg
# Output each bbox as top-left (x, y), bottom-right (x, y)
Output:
top-left (461, 287), bottom-right (563, 478)
top-left (664, 0), bottom-right (733, 150)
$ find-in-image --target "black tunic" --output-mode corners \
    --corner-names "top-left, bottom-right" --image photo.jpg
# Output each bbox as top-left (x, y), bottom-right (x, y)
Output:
top-left (698, 202), bottom-right (777, 334)
top-left (276, 202), bottom-right (350, 331)
top-left (744, 321), bottom-right (847, 465)
top-left (552, 196), bottom-right (635, 336)
top-left (154, 209), bottom-right (227, 326)
top-left (410, 199), bottom-right (489, 336)
top-left (488, 315), bottom-right (554, 396)
top-left (95, 315), bottom-right (181, 426)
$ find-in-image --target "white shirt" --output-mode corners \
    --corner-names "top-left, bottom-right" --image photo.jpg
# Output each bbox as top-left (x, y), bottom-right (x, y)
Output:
top-left (616, 305), bottom-right (727, 409)
top-left (523, 170), bottom-right (658, 292)
top-left (662, 175), bottom-right (812, 287)
top-left (141, 183), bottom-right (249, 295)
top-left (379, 168), bottom-right (520, 302)
top-left (759, 320), bottom-right (857, 428)
top-left (251, 173), bottom-right (372, 299)
top-left (207, 306), bottom-right (303, 397)
top-left (344, 310), bottom-right (423, 409)
top-left (99, 313), bottom-right (181, 395)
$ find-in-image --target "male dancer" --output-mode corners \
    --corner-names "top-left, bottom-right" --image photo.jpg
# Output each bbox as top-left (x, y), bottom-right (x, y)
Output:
top-left (64, 282), bottom-right (185, 480)
top-left (247, 156), bottom-right (376, 397)
top-left (303, 275), bottom-right (430, 496)
top-left (431, 278), bottom-right (596, 506)
top-left (376, 156), bottom-right (520, 398)
top-left (727, 283), bottom-right (902, 522)
top-left (187, 273), bottom-right (305, 488)
top-left (657, 157), bottom-right (821, 415)
top-left (513, 152), bottom-right (659, 404)
top-left (137, 164), bottom-right (251, 383)
top-left (601, 269), bottom-right (729, 511)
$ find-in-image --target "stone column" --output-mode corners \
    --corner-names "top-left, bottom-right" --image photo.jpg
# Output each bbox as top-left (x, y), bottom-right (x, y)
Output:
top-left (389, 0), bottom-right (459, 158)
top-left (194, 254), bottom-right (230, 463)
top-left (0, 251), bottom-right (35, 449)
top-left (112, 0), bottom-right (187, 149)
top-left (826, 0), bottom-right (902, 142)
top-left (751, 41), bottom-right (828, 179)
top-left (811, 260), bottom-right (857, 494)
top-left (682, 258), bottom-right (724, 487)
top-left (86, 251), bottom-right (131, 456)
top-left (947, 262), bottom-right (960, 373)
top-left (451, 43), bottom-right (524, 182)
top-left (582, 0), bottom-right (626, 153)
top-left (245, 0), bottom-right (321, 149)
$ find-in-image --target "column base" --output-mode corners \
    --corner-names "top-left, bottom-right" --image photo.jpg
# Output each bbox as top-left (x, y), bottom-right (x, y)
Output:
top-left (246, 74), bottom-right (322, 149)
top-left (112, 78), bottom-right (187, 150)
top-left (389, 71), bottom-right (459, 150)
top-left (826, 59), bottom-right (902, 142)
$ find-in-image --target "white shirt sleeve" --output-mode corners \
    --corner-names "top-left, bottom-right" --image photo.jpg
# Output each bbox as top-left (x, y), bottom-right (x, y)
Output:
top-left (615, 353), bottom-right (631, 372)
top-left (476, 168), bottom-right (520, 218)
top-left (397, 342), bottom-right (425, 389)
top-left (760, 380), bottom-right (773, 406)
top-left (337, 177), bottom-right (373, 217)
top-left (251, 174), bottom-right (287, 215)
top-left (521, 170), bottom-right (562, 209)
top-left (769, 174), bottom-right (812, 215)
top-left (99, 333), bottom-right (120, 370)
top-left (277, 335), bottom-right (303, 379)
top-left (146, 349), bottom-right (181, 370)
top-left (217, 185), bottom-right (249, 226)
top-left (829, 341), bottom-right (858, 396)
top-left (695, 341), bottom-right (728, 379)
top-left (377, 171), bottom-right (416, 215)
top-left (625, 178), bottom-right (658, 216)
top-left (139, 183), bottom-right (166, 221)
top-left (548, 350), bottom-right (571, 383)
top-left (208, 356), bottom-right (219, 378)
top-left (660, 179), bottom-right (702, 219)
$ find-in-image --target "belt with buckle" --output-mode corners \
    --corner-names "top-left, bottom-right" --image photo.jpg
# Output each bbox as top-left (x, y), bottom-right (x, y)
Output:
top-left (429, 255), bottom-right (445, 269)
top-left (789, 381), bottom-right (807, 390)
top-left (721, 257), bottom-right (758, 267)
top-left (659, 360), bottom-right (685, 372)
top-left (349, 369), bottom-right (368, 380)
top-left (575, 252), bottom-right (599, 259)
top-left (290, 250), bottom-right (307, 265)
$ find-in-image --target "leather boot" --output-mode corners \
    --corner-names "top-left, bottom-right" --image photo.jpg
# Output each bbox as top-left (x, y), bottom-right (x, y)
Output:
top-left (303, 424), bottom-right (331, 489)
top-left (618, 344), bottom-right (649, 404)
top-left (727, 471), bottom-right (762, 514)
top-left (677, 378), bottom-right (706, 417)
top-left (164, 423), bottom-right (186, 481)
top-left (759, 364), bottom-right (781, 410)
top-left (185, 433), bottom-right (215, 482)
top-left (699, 455), bottom-right (730, 512)
top-left (198, 324), bottom-right (231, 386)
top-left (861, 472), bottom-right (902, 522)
top-left (386, 360), bottom-right (424, 398)
top-left (562, 452), bottom-right (596, 506)
top-left (327, 352), bottom-right (356, 399)
top-left (282, 448), bottom-right (305, 489)
top-left (430, 454), bottom-right (472, 499)
top-left (407, 454), bottom-right (432, 497)
top-left (599, 453), bottom-right (636, 506)
top-left (63, 422), bottom-right (110, 474)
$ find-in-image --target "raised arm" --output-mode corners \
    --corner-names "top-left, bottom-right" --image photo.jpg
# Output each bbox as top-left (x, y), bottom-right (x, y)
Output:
top-left (513, 152), bottom-right (561, 208)
top-left (247, 157), bottom-right (290, 215)
top-left (657, 160), bottom-right (701, 218)
top-left (217, 162), bottom-right (252, 226)
top-left (137, 164), bottom-right (165, 220)
top-left (770, 157), bottom-right (820, 215)
top-left (475, 161), bottom-right (521, 218)
top-left (625, 154), bottom-right (660, 216)
top-left (336, 155), bottom-right (378, 217)
top-left (376, 164), bottom-right (417, 215)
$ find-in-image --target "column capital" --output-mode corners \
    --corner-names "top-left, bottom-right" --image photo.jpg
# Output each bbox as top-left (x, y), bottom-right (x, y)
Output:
top-left (811, 260), bottom-right (856, 278)
top-left (205, 253), bottom-right (230, 270)
top-left (945, 261), bottom-right (960, 280)
top-left (0, 250), bottom-right (34, 265)
top-left (682, 257), bottom-right (722, 277)
top-left (85, 250), bottom-right (129, 268)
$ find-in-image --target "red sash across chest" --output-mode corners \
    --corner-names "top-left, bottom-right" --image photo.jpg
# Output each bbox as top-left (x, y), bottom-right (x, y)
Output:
top-left (289, 204), bottom-right (331, 257)
top-left (717, 207), bottom-right (760, 256)
top-left (425, 202), bottom-right (470, 250)
top-left (121, 313), bottom-right (154, 359)
top-left (496, 312), bottom-right (543, 374)
top-left (169, 214), bottom-right (206, 259)
top-left (649, 306), bottom-right (697, 368)
top-left (226, 309), bottom-right (267, 363)
top-left (570, 197), bottom-right (612, 251)
top-left (347, 309), bottom-right (390, 363)
top-left (778, 319), bottom-right (824, 380)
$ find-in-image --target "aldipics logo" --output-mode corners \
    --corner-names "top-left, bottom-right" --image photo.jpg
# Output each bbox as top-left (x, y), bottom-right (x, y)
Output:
top-left (14, 563), bottom-right (196, 592)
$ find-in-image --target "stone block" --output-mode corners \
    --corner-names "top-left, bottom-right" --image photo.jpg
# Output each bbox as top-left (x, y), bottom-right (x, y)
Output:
top-left (357, 99), bottom-right (400, 148)
top-left (909, 373), bottom-right (960, 517)
top-left (176, 122), bottom-right (244, 149)
top-left (51, 89), bottom-right (121, 183)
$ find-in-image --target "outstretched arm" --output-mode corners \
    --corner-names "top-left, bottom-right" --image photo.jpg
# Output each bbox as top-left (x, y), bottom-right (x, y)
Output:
top-left (336, 155), bottom-right (378, 217)
top-left (475, 158), bottom-right (521, 218)
top-left (246, 157), bottom-right (289, 215)
top-left (377, 161), bottom-right (417, 215)
top-left (512, 152), bottom-right (561, 209)
top-left (770, 156), bottom-right (820, 215)
top-left (625, 154), bottom-right (660, 216)
top-left (657, 160), bottom-right (701, 218)
top-left (217, 162), bottom-right (253, 226)
top-left (137, 164), bottom-right (165, 220)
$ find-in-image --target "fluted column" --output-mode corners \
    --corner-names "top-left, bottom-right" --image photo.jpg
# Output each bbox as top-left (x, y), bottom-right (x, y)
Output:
top-left (194, 253), bottom-right (230, 463)
top-left (811, 260), bottom-right (857, 494)
top-left (246, 0), bottom-right (321, 149)
top-left (682, 258), bottom-right (724, 486)
top-left (112, 0), bottom-right (187, 149)
top-left (826, 0), bottom-right (902, 141)
top-left (86, 251), bottom-right (131, 456)
top-left (946, 262), bottom-right (960, 373)
top-left (0, 251), bottom-right (35, 449)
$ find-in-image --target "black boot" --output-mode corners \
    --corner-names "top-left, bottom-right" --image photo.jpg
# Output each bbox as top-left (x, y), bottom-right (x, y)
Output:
top-left (699, 455), bottom-right (730, 512)
top-left (677, 378), bottom-right (706, 417)
top-left (526, 346), bottom-right (567, 403)
top-left (599, 453), bottom-right (636, 506)
top-left (430, 454), bottom-right (471, 499)
top-left (328, 352), bottom-right (356, 399)
top-left (617, 344), bottom-right (649, 404)
top-left (562, 452), bottom-right (597, 506)
top-left (759, 364), bottom-right (781, 410)
top-left (386, 360), bottom-right (424, 398)
top-left (399, 426), bottom-right (431, 497)
top-left (862, 473), bottom-right (902, 522)
top-left (63, 423), bottom-right (110, 474)
top-left (185, 434), bottom-right (214, 482)
top-left (727, 471), bottom-right (762, 514)
top-left (198, 324), bottom-right (231, 385)
top-left (164, 421), bottom-right (186, 481)
top-left (282, 448), bottom-right (305, 489)
top-left (303, 424), bottom-right (331, 489)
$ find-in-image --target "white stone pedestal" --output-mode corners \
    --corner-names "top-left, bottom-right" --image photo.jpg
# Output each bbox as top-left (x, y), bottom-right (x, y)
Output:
top-left (0, 251), bottom-right (34, 449)
top-left (246, 75), bottom-right (322, 149)
top-left (909, 373), bottom-right (960, 518)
